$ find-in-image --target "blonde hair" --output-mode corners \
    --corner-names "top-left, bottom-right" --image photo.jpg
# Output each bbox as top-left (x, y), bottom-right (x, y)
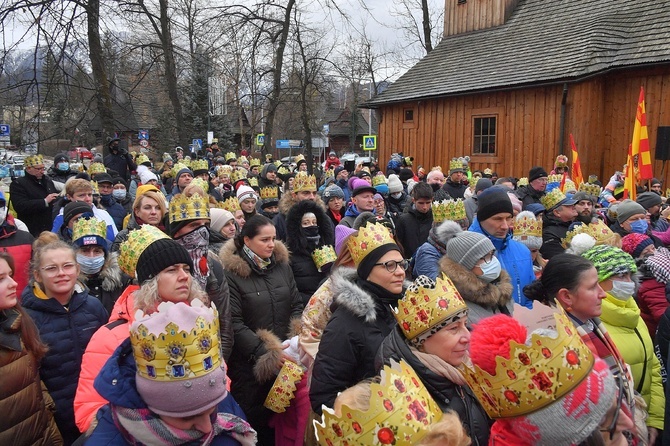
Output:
top-left (133, 270), bottom-right (208, 312)
top-left (416, 412), bottom-right (472, 446)
top-left (65, 178), bottom-right (93, 197)
top-left (133, 190), bottom-right (167, 218)
top-left (31, 232), bottom-right (76, 275)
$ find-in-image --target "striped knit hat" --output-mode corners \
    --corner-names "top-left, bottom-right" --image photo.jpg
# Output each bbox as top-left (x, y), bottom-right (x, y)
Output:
top-left (581, 244), bottom-right (637, 282)
top-left (645, 247), bottom-right (670, 284)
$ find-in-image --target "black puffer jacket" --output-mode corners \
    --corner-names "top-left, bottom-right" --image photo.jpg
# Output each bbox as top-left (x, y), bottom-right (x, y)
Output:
top-left (442, 179), bottom-right (467, 199)
top-left (515, 184), bottom-right (545, 209)
top-left (395, 206), bottom-right (433, 259)
top-left (9, 172), bottom-right (59, 237)
top-left (539, 213), bottom-right (572, 260)
top-left (377, 327), bottom-right (491, 446)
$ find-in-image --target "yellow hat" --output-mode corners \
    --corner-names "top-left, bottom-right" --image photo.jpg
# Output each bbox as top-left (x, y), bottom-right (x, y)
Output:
top-left (24, 154), bottom-right (44, 168)
top-left (293, 172), bottom-right (317, 192)
top-left (88, 162), bottom-right (107, 175)
top-left (346, 222), bottom-right (396, 266)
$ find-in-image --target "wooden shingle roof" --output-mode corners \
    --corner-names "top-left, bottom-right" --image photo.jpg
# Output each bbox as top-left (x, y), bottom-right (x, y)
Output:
top-left (367, 0), bottom-right (670, 106)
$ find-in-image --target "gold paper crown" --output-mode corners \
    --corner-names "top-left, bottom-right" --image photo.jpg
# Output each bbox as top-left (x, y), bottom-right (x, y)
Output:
top-left (231, 168), bottom-right (248, 184)
top-left (561, 223), bottom-right (594, 249)
top-left (248, 177), bottom-right (259, 188)
top-left (312, 245), bottom-right (337, 272)
top-left (484, 168), bottom-right (493, 176)
top-left (274, 160), bottom-right (282, 167)
top-left (260, 186), bottom-right (279, 201)
top-left (277, 166), bottom-right (290, 175)
top-left (72, 216), bottom-right (107, 243)
top-left (171, 163), bottom-right (191, 178)
top-left (346, 222), bottom-right (396, 266)
top-left (394, 274), bottom-right (467, 342)
top-left (220, 197), bottom-right (241, 213)
top-left (88, 162), bottom-right (107, 175)
top-left (540, 188), bottom-right (568, 210)
top-left (554, 155), bottom-right (568, 168)
top-left (264, 360), bottom-right (304, 413)
top-left (190, 177), bottom-right (209, 193)
top-left (461, 311), bottom-right (595, 419)
top-left (563, 179), bottom-right (576, 192)
top-left (432, 199), bottom-right (466, 223)
top-left (517, 177), bottom-right (529, 186)
top-left (314, 360), bottom-right (442, 446)
top-left (513, 212), bottom-right (543, 238)
top-left (547, 174), bottom-right (563, 184)
top-left (136, 154), bottom-right (150, 165)
top-left (449, 159), bottom-right (463, 171)
top-left (182, 157), bottom-right (191, 167)
top-left (294, 154), bottom-right (305, 164)
top-left (588, 220), bottom-right (617, 245)
top-left (118, 225), bottom-right (170, 277)
top-left (191, 159), bottom-right (209, 172)
top-left (371, 175), bottom-right (388, 187)
top-left (238, 156), bottom-right (248, 165)
top-left (24, 154), bottom-right (44, 168)
top-left (224, 152), bottom-right (237, 162)
top-left (217, 165), bottom-right (233, 176)
top-left (90, 181), bottom-right (100, 195)
top-left (293, 172), bottom-right (317, 192)
top-left (169, 193), bottom-right (210, 223)
top-left (249, 157), bottom-right (261, 168)
top-left (131, 300), bottom-right (221, 382)
top-left (578, 182), bottom-right (602, 197)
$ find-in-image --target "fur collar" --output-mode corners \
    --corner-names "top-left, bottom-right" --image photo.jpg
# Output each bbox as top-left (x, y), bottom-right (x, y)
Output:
top-left (331, 267), bottom-right (378, 322)
top-left (218, 238), bottom-right (290, 278)
top-left (438, 256), bottom-right (513, 308)
top-left (285, 200), bottom-right (335, 255)
top-left (78, 252), bottom-right (126, 292)
top-left (278, 193), bottom-right (326, 216)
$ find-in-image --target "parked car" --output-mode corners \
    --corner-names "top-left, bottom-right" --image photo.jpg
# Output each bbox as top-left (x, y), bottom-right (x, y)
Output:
top-left (68, 147), bottom-right (93, 161)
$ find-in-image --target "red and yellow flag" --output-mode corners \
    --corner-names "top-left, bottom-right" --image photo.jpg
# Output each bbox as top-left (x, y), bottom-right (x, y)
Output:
top-left (631, 87), bottom-right (653, 180)
top-left (569, 134), bottom-right (584, 186)
top-left (623, 143), bottom-right (636, 201)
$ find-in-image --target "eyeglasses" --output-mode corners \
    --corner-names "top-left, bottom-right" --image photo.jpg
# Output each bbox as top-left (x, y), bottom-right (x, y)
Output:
top-left (478, 251), bottom-right (496, 265)
top-left (41, 262), bottom-right (77, 276)
top-left (374, 259), bottom-right (409, 273)
top-left (599, 374), bottom-right (624, 440)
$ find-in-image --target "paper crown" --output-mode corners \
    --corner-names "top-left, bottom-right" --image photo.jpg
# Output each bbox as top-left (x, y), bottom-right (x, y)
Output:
top-left (294, 154), bottom-right (306, 164)
top-left (189, 177), bottom-right (209, 193)
top-left (547, 174), bottom-right (562, 184)
top-left (118, 225), bottom-right (170, 277)
top-left (231, 168), bottom-right (248, 184)
top-left (24, 154), bottom-right (44, 168)
top-left (578, 182), bottom-right (602, 197)
top-left (554, 155), bottom-right (568, 168)
top-left (588, 174), bottom-right (598, 184)
top-left (293, 172), bottom-right (317, 192)
top-left (130, 300), bottom-right (221, 382)
top-left (562, 179), bottom-right (576, 192)
top-left (263, 360), bottom-right (304, 413)
top-left (513, 212), bottom-right (543, 238)
top-left (171, 163), bottom-right (191, 178)
top-left (90, 181), bottom-right (100, 195)
top-left (277, 166), bottom-right (290, 175)
top-left (346, 222), bottom-right (396, 266)
top-left (449, 159), bottom-right (463, 172)
top-left (169, 193), bottom-right (210, 223)
top-left (136, 154), bottom-right (150, 165)
top-left (461, 310), bottom-right (595, 419)
top-left (220, 197), bottom-right (241, 213)
top-left (248, 177), bottom-right (259, 188)
top-left (394, 275), bottom-right (467, 343)
top-left (72, 216), bottom-right (107, 242)
top-left (88, 162), bottom-right (107, 175)
top-left (260, 186), bottom-right (279, 201)
top-left (432, 199), bottom-right (466, 223)
top-left (274, 160), bottom-right (282, 167)
top-left (517, 177), bottom-right (528, 186)
top-left (372, 175), bottom-right (388, 187)
top-left (217, 165), bottom-right (233, 176)
top-left (540, 188), bottom-right (568, 210)
top-left (249, 157), bottom-right (261, 168)
top-left (182, 157), bottom-right (192, 167)
top-left (191, 159), bottom-right (209, 172)
top-left (225, 152), bottom-right (237, 162)
top-left (314, 360), bottom-right (442, 446)
top-left (238, 156), bottom-right (248, 165)
top-left (312, 245), bottom-right (337, 272)
top-left (484, 168), bottom-right (493, 176)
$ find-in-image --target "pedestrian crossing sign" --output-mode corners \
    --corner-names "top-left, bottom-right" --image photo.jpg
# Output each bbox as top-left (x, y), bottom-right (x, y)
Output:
top-left (363, 135), bottom-right (377, 151)
top-left (256, 134), bottom-right (265, 146)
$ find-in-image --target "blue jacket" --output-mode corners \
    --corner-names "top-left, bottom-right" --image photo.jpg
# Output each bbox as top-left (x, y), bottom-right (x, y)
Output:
top-left (87, 339), bottom-right (246, 445)
top-left (98, 194), bottom-right (128, 231)
top-left (469, 217), bottom-right (534, 308)
top-left (412, 241), bottom-right (442, 280)
top-left (22, 285), bottom-right (108, 444)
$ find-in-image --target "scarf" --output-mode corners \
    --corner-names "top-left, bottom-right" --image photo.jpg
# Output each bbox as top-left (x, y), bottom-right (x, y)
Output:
top-left (242, 244), bottom-right (271, 270)
top-left (427, 228), bottom-right (447, 256)
top-left (111, 406), bottom-right (257, 446)
top-left (411, 347), bottom-right (467, 386)
top-left (176, 226), bottom-right (210, 290)
top-left (356, 279), bottom-right (403, 306)
top-left (0, 308), bottom-right (22, 351)
top-left (135, 216), bottom-right (167, 232)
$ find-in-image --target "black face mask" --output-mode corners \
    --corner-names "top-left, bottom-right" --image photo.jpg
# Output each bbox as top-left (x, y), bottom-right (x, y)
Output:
top-left (300, 225), bottom-right (320, 244)
top-left (430, 183), bottom-right (441, 192)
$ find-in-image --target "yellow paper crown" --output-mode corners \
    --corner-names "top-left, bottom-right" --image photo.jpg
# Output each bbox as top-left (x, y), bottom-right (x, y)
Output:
top-left (372, 175), bottom-right (388, 187)
top-left (563, 179), bottom-right (577, 192)
top-left (189, 177), bottom-right (209, 193)
top-left (264, 360), bottom-right (304, 413)
top-left (136, 154), bottom-right (150, 165)
top-left (314, 360), bottom-right (442, 446)
top-left (191, 159), bottom-right (209, 172)
top-left (461, 310), bottom-right (594, 419)
top-left (248, 177), bottom-right (259, 188)
top-left (517, 177), bottom-right (528, 186)
top-left (540, 188), bottom-right (568, 210)
top-left (88, 162), bottom-right (107, 175)
top-left (293, 172), bottom-right (317, 192)
top-left (171, 163), bottom-right (191, 178)
top-left (238, 156), bottom-right (248, 165)
top-left (394, 274), bottom-right (467, 342)
top-left (118, 225), bottom-right (170, 277)
top-left (260, 186), bottom-right (279, 201)
top-left (169, 193), bottom-right (210, 223)
top-left (588, 219), bottom-right (617, 245)
top-left (90, 181), bottom-right (100, 195)
top-left (294, 154), bottom-right (305, 164)
top-left (24, 154), bottom-right (44, 168)
top-left (249, 157), bottom-right (261, 168)
top-left (130, 300), bottom-right (221, 382)
top-left (513, 212), bottom-right (543, 238)
top-left (561, 223), bottom-right (594, 249)
top-left (484, 168), bottom-right (493, 176)
top-left (217, 165), bottom-right (233, 177)
top-left (182, 157), bottom-right (192, 167)
top-left (274, 160), bottom-right (282, 167)
top-left (547, 174), bottom-right (563, 184)
top-left (431, 199), bottom-right (466, 223)
top-left (578, 182), bottom-right (602, 197)
top-left (277, 166), bottom-right (290, 175)
top-left (220, 197), bottom-right (241, 213)
top-left (231, 168), bottom-right (248, 184)
top-left (346, 222), bottom-right (396, 266)
top-left (72, 216), bottom-right (107, 243)
top-left (311, 245), bottom-right (337, 272)
top-left (224, 152), bottom-right (237, 162)
top-left (449, 159), bottom-right (463, 171)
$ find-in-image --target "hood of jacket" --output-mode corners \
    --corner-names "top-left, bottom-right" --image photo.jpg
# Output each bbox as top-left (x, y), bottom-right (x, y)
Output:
top-left (600, 293), bottom-right (641, 329)
top-left (278, 193), bottom-right (327, 216)
top-left (218, 238), bottom-right (290, 278)
top-left (285, 199), bottom-right (335, 255)
top-left (94, 338), bottom-right (147, 409)
top-left (330, 267), bottom-right (378, 323)
top-left (78, 252), bottom-right (126, 292)
top-left (21, 285), bottom-right (90, 314)
top-left (438, 257), bottom-right (513, 308)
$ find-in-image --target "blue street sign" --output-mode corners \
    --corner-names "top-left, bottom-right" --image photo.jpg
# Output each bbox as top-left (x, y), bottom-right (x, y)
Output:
top-left (363, 135), bottom-right (377, 151)
top-left (256, 134), bottom-right (265, 146)
top-left (0, 124), bottom-right (10, 137)
top-left (192, 139), bottom-right (203, 150)
top-left (276, 140), bottom-right (290, 149)
top-left (138, 130), bottom-right (149, 140)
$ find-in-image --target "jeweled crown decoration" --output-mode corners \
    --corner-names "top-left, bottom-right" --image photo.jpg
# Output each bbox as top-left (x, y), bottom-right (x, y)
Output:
top-left (484, 168), bottom-right (493, 176)
top-left (578, 182), bottom-right (602, 197)
top-left (248, 177), bottom-right (259, 188)
top-left (293, 172), bottom-right (317, 192)
top-left (372, 175), bottom-right (388, 187)
top-left (220, 197), bottom-right (241, 213)
top-left (189, 177), bottom-right (209, 193)
top-left (314, 360), bottom-right (442, 446)
top-left (260, 186), bottom-right (279, 201)
top-left (238, 156), bottom-right (248, 165)
top-left (72, 216), bottom-right (107, 242)
top-left (563, 179), bottom-right (576, 192)
top-left (249, 157), bottom-right (261, 168)
top-left (224, 152), bottom-right (237, 162)
top-left (130, 300), bottom-right (221, 382)
top-left (540, 188), bottom-right (568, 210)
top-left (561, 220), bottom-right (616, 249)
top-left (88, 162), bottom-right (107, 175)
top-left (231, 168), bottom-right (248, 184)
top-left (136, 154), bottom-right (150, 165)
top-left (346, 222), bottom-right (396, 266)
top-left (294, 154), bottom-right (305, 164)
top-left (514, 213), bottom-right (542, 238)
top-left (449, 159), bottom-right (463, 171)
top-left (547, 174), bottom-right (563, 184)
top-left (217, 165), bottom-right (233, 177)
top-left (394, 274), bottom-right (467, 342)
top-left (312, 245), bottom-right (337, 271)
top-left (169, 193), bottom-right (210, 224)
top-left (461, 311), bottom-right (595, 419)
top-left (118, 225), bottom-right (170, 277)
top-left (517, 177), bottom-right (528, 186)
top-left (277, 166), bottom-right (290, 175)
top-left (25, 154), bottom-right (44, 168)
top-left (171, 163), bottom-right (190, 178)
top-left (432, 199), bottom-right (466, 223)
top-left (264, 360), bottom-right (304, 413)
top-left (191, 159), bottom-right (209, 172)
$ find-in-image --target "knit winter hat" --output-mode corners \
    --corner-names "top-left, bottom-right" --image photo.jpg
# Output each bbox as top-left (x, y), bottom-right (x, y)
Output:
top-left (645, 247), bottom-right (670, 284)
top-left (351, 178), bottom-right (376, 197)
top-left (62, 201), bottom-right (94, 228)
top-left (388, 174), bottom-right (403, 194)
top-left (334, 225), bottom-right (356, 256)
top-left (581, 244), bottom-right (637, 282)
top-left (237, 185), bottom-right (257, 203)
top-left (138, 166), bottom-right (158, 184)
top-left (446, 230), bottom-right (495, 270)
top-left (322, 185), bottom-right (345, 204)
top-left (398, 168), bottom-right (414, 183)
top-left (176, 166), bottom-right (194, 182)
top-left (528, 166), bottom-right (548, 182)
top-left (475, 178), bottom-right (493, 193)
top-left (636, 191), bottom-right (662, 210)
top-left (621, 233), bottom-right (654, 259)
top-left (615, 199), bottom-right (646, 224)
top-left (210, 208), bottom-right (235, 234)
top-left (476, 187), bottom-right (513, 222)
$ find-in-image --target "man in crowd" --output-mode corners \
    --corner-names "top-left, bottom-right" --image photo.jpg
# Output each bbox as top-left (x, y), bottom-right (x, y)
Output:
top-left (516, 166), bottom-right (548, 209)
top-left (9, 154), bottom-right (59, 236)
top-left (339, 178), bottom-right (377, 228)
top-left (573, 191), bottom-right (598, 224)
top-left (103, 137), bottom-right (137, 182)
top-left (539, 190), bottom-right (577, 259)
top-left (395, 182), bottom-right (434, 259)
top-left (442, 162), bottom-right (467, 199)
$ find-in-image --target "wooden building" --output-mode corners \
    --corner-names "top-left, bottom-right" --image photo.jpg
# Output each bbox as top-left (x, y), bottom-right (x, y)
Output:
top-left (365, 0), bottom-right (670, 183)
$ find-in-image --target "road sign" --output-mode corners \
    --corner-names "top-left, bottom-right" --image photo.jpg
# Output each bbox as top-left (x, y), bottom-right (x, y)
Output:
top-left (256, 134), bottom-right (265, 146)
top-left (363, 135), bottom-right (377, 151)
top-left (138, 129), bottom-right (149, 140)
top-left (192, 139), bottom-right (203, 150)
top-left (139, 139), bottom-right (149, 148)
top-left (276, 140), bottom-right (290, 149)
top-left (0, 124), bottom-right (9, 143)
top-left (322, 124), bottom-right (329, 136)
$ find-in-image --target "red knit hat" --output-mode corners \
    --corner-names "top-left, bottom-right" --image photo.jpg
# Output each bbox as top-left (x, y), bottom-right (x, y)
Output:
top-left (621, 233), bottom-right (654, 259)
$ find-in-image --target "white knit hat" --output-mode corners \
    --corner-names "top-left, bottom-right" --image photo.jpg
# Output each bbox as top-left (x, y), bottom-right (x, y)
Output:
top-left (236, 185), bottom-right (257, 203)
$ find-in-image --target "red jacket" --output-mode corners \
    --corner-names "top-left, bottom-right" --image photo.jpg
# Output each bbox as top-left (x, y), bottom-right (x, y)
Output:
top-left (637, 278), bottom-right (669, 339)
top-left (324, 157), bottom-right (341, 170)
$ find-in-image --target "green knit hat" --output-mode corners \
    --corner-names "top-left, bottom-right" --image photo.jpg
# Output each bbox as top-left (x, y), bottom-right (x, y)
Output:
top-left (581, 245), bottom-right (637, 282)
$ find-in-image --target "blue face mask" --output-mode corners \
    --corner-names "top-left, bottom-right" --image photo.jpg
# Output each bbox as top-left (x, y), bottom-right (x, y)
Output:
top-left (57, 162), bottom-right (69, 171)
top-left (112, 189), bottom-right (126, 200)
top-left (630, 219), bottom-right (648, 234)
top-left (76, 253), bottom-right (105, 275)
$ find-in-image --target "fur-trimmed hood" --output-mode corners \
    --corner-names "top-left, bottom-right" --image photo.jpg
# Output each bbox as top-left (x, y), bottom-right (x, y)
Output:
top-left (278, 193), bottom-right (327, 216)
top-left (438, 256), bottom-right (513, 308)
top-left (218, 238), bottom-right (290, 278)
top-left (285, 199), bottom-right (335, 255)
top-left (78, 252), bottom-right (126, 292)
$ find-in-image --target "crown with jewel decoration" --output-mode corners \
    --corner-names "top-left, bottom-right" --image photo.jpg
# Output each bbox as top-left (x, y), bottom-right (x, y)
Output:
top-left (171, 163), bottom-right (190, 178)
top-left (189, 177), bottom-right (209, 193)
top-left (248, 177), bottom-right (259, 188)
top-left (461, 309), bottom-right (595, 419)
top-left (118, 225), bottom-right (171, 277)
top-left (224, 152), bottom-right (237, 162)
top-left (191, 159), bottom-right (209, 173)
top-left (169, 193), bottom-right (210, 224)
top-left (238, 156), bottom-right (248, 165)
top-left (431, 199), bottom-right (466, 223)
top-left (277, 166), bottom-right (290, 175)
top-left (484, 168), bottom-right (493, 176)
top-left (182, 157), bottom-right (191, 167)
top-left (25, 154), bottom-right (44, 168)
top-left (312, 245), bottom-right (337, 272)
top-left (561, 223), bottom-right (594, 249)
top-left (517, 177), bottom-right (528, 187)
top-left (588, 219), bottom-right (617, 245)
top-left (449, 159), bottom-right (464, 172)
top-left (346, 222), bottom-right (396, 266)
top-left (294, 154), bottom-right (305, 164)
top-left (394, 275), bottom-right (467, 344)
top-left (314, 360), bottom-right (442, 446)
top-left (514, 212), bottom-right (543, 238)
top-left (216, 165), bottom-right (233, 177)
top-left (130, 300), bottom-right (221, 383)
top-left (249, 157), bottom-right (261, 168)
top-left (260, 187), bottom-right (279, 201)
top-left (372, 175), bottom-right (388, 187)
top-left (562, 179), bottom-right (577, 193)
top-left (231, 168), bottom-right (248, 184)
top-left (293, 172), bottom-right (317, 192)
top-left (88, 162), bottom-right (107, 175)
top-left (72, 216), bottom-right (107, 243)
top-left (578, 182), bottom-right (602, 198)
top-left (90, 181), bottom-right (100, 195)
top-left (540, 188), bottom-right (568, 210)
top-left (136, 154), bottom-right (150, 166)
top-left (547, 174), bottom-right (563, 184)
top-left (220, 197), bottom-right (241, 213)
top-left (264, 360), bottom-right (304, 413)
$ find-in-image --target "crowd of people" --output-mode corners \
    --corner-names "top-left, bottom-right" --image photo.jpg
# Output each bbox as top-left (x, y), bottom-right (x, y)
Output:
top-left (3, 140), bottom-right (670, 445)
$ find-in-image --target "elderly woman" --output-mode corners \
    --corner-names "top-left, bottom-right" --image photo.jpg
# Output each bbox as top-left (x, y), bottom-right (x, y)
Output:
top-left (111, 184), bottom-right (167, 252)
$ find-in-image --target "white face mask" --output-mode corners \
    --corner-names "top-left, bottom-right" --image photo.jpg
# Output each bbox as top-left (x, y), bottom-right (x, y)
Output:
top-left (478, 256), bottom-right (501, 283)
top-left (391, 192), bottom-right (403, 199)
top-left (609, 280), bottom-right (635, 300)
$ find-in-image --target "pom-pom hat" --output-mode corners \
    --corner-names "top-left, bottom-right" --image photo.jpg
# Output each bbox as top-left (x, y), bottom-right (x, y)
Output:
top-left (621, 233), bottom-right (654, 259)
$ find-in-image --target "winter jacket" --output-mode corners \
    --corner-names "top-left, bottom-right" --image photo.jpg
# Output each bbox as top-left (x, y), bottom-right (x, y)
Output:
top-left (51, 204), bottom-right (119, 243)
top-left (442, 179), bottom-right (467, 199)
top-left (47, 166), bottom-right (77, 185)
top-left (219, 239), bottom-right (303, 429)
top-left (310, 267), bottom-right (402, 414)
top-left (80, 252), bottom-right (132, 314)
top-left (464, 195), bottom-right (478, 224)
top-left (438, 257), bottom-right (514, 327)
top-left (0, 216), bottom-right (33, 296)
top-left (86, 339), bottom-right (247, 446)
top-left (637, 268), bottom-right (670, 339)
top-left (97, 194), bottom-right (127, 231)
top-left (469, 217), bottom-right (535, 308)
top-left (386, 192), bottom-right (409, 220)
top-left (103, 151), bottom-right (136, 182)
top-left (599, 293), bottom-right (665, 430)
top-left (9, 172), bottom-right (59, 236)
top-left (412, 241), bottom-right (443, 280)
top-left (539, 214), bottom-right (572, 260)
top-left (395, 206), bottom-right (433, 259)
top-left (377, 327), bottom-right (491, 446)
top-left (205, 253), bottom-right (235, 361)
top-left (208, 227), bottom-right (231, 256)
top-left (0, 308), bottom-right (63, 446)
top-left (324, 157), bottom-right (341, 170)
top-left (22, 284), bottom-right (108, 444)
top-left (515, 184), bottom-right (545, 210)
top-left (273, 193), bottom-right (330, 242)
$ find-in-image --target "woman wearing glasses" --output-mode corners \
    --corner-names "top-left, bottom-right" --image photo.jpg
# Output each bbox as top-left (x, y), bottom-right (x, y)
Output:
top-left (310, 222), bottom-right (408, 414)
top-left (21, 232), bottom-right (108, 444)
